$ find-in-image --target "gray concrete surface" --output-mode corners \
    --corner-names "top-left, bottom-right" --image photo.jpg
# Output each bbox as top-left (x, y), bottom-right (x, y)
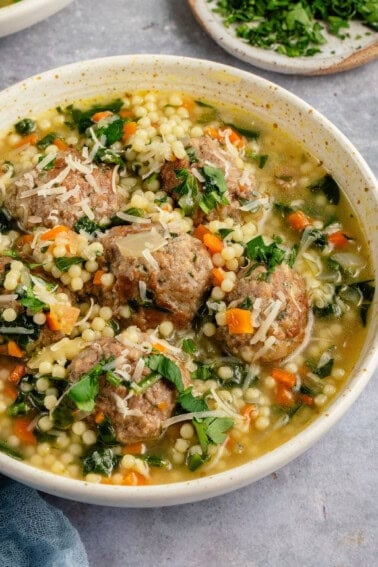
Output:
top-left (0, 1), bottom-right (377, 566)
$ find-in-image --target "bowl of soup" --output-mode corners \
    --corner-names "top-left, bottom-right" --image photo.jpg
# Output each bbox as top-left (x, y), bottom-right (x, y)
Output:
top-left (0, 0), bottom-right (73, 38)
top-left (0, 55), bottom-right (376, 507)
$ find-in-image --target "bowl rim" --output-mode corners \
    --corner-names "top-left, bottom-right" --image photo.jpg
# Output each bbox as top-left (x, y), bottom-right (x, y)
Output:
top-left (0, 54), bottom-right (377, 507)
top-left (0, 0), bottom-right (73, 38)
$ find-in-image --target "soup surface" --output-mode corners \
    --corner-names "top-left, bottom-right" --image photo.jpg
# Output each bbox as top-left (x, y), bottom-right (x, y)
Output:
top-left (0, 0), bottom-right (22, 7)
top-left (0, 90), bottom-right (374, 485)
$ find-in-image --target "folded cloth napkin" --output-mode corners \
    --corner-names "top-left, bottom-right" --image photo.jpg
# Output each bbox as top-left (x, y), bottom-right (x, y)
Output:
top-left (0, 477), bottom-right (88, 567)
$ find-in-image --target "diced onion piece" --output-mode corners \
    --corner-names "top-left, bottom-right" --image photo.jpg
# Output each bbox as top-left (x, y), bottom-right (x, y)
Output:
top-left (116, 228), bottom-right (167, 258)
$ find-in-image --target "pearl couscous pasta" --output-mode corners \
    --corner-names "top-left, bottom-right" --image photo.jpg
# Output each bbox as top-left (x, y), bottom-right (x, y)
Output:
top-left (0, 91), bottom-right (374, 485)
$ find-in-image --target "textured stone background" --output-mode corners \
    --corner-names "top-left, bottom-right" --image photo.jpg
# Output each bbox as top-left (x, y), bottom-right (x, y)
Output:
top-left (0, 2), bottom-right (377, 566)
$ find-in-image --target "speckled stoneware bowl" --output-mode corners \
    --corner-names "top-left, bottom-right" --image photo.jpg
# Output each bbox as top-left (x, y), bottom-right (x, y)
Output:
top-left (0, 55), bottom-right (377, 507)
top-left (0, 0), bottom-right (73, 38)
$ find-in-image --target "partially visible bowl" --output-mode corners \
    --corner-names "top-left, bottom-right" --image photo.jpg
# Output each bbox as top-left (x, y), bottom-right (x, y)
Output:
top-left (0, 55), bottom-right (377, 507)
top-left (0, 0), bottom-right (73, 38)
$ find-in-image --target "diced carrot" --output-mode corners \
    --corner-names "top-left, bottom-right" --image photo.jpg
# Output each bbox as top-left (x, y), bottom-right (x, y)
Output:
top-left (212, 267), bottom-right (225, 285)
top-left (46, 304), bottom-right (80, 335)
top-left (240, 404), bottom-right (258, 420)
top-left (53, 138), bottom-right (70, 151)
top-left (91, 110), bottom-right (113, 122)
top-left (225, 435), bottom-right (235, 450)
top-left (287, 210), bottom-right (312, 232)
top-left (9, 364), bottom-right (27, 384)
top-left (226, 308), bottom-right (253, 334)
top-left (299, 393), bottom-right (314, 406)
top-left (3, 382), bottom-right (18, 402)
top-left (13, 416), bottom-right (36, 445)
top-left (121, 471), bottom-right (148, 486)
top-left (93, 269), bottom-right (106, 285)
top-left (119, 109), bottom-right (134, 119)
top-left (157, 401), bottom-right (168, 411)
top-left (122, 442), bottom-right (144, 455)
top-left (7, 341), bottom-right (25, 359)
top-left (193, 224), bottom-right (210, 241)
top-left (275, 385), bottom-right (295, 407)
top-left (328, 231), bottom-right (349, 248)
top-left (203, 233), bottom-right (224, 254)
top-left (15, 133), bottom-right (38, 148)
top-left (152, 342), bottom-right (168, 353)
top-left (204, 127), bottom-right (222, 141)
top-left (271, 368), bottom-right (297, 389)
top-left (94, 411), bottom-right (105, 424)
top-left (101, 477), bottom-right (114, 485)
top-left (18, 234), bottom-right (34, 245)
top-left (222, 127), bottom-right (244, 148)
top-left (40, 225), bottom-right (71, 241)
top-left (122, 121), bottom-right (137, 141)
top-left (181, 98), bottom-right (195, 113)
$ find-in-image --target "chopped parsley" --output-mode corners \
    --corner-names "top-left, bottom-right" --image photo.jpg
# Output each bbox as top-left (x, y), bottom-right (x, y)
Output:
top-left (245, 235), bottom-right (286, 274)
top-left (68, 358), bottom-right (113, 412)
top-left (210, 1), bottom-right (378, 58)
top-left (198, 165), bottom-right (229, 214)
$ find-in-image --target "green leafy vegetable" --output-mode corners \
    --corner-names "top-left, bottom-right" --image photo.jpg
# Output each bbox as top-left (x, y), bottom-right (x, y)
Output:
top-left (73, 216), bottom-right (101, 235)
top-left (0, 440), bottom-right (24, 460)
top-left (198, 165), bottom-right (229, 214)
top-left (224, 122), bottom-right (260, 139)
top-left (139, 454), bottom-right (169, 468)
top-left (186, 452), bottom-right (209, 471)
top-left (82, 447), bottom-right (119, 477)
top-left (173, 169), bottom-right (200, 216)
top-left (245, 235), bottom-right (286, 274)
top-left (0, 313), bottom-right (40, 348)
top-left (307, 174), bottom-right (340, 204)
top-left (178, 388), bottom-right (209, 412)
top-left (96, 118), bottom-right (124, 146)
top-left (0, 208), bottom-right (13, 233)
top-left (94, 148), bottom-right (125, 167)
top-left (66, 99), bottom-right (123, 134)
top-left (193, 416), bottom-right (234, 454)
top-left (238, 296), bottom-right (253, 309)
top-left (182, 338), bottom-right (197, 355)
top-left (15, 118), bottom-right (36, 136)
top-left (37, 133), bottom-right (58, 150)
top-left (97, 416), bottom-right (118, 446)
top-left (210, 1), bottom-right (378, 57)
top-left (218, 228), bottom-right (234, 240)
top-left (68, 359), bottom-right (111, 412)
top-left (144, 354), bottom-right (184, 392)
top-left (54, 256), bottom-right (84, 272)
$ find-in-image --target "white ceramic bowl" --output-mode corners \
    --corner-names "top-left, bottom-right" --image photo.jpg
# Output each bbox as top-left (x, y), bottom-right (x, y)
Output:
top-left (0, 55), bottom-right (377, 507)
top-left (0, 0), bottom-right (73, 38)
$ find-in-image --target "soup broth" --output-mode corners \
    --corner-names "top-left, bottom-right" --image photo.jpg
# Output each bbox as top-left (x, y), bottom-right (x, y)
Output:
top-left (0, 90), bottom-right (373, 485)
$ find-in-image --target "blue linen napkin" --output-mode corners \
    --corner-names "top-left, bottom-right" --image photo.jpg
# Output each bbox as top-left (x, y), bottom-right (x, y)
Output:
top-left (0, 477), bottom-right (88, 567)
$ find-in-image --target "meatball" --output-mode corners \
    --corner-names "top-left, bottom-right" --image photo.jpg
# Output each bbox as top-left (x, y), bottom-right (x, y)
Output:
top-left (217, 264), bottom-right (309, 363)
top-left (160, 135), bottom-right (261, 224)
top-left (67, 338), bottom-right (190, 444)
top-left (100, 224), bottom-right (213, 329)
top-left (5, 151), bottom-right (120, 230)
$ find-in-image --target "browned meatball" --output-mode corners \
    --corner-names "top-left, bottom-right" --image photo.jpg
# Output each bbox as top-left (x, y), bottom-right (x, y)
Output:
top-left (5, 151), bottom-right (120, 230)
top-left (67, 338), bottom-right (190, 444)
top-left (100, 224), bottom-right (213, 330)
top-left (160, 135), bottom-right (261, 224)
top-left (217, 264), bottom-right (309, 363)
